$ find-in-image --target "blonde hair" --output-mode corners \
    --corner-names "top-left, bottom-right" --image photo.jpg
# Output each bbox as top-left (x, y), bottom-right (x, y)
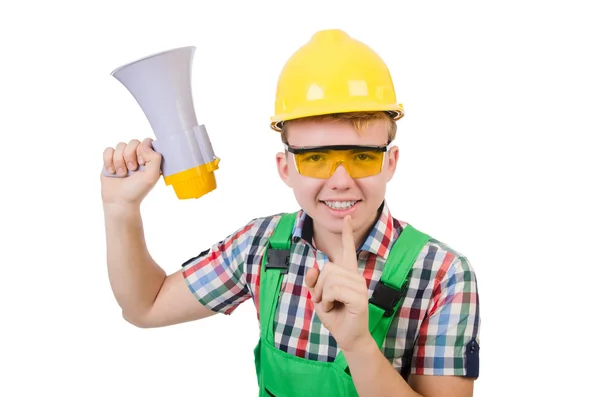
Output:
top-left (280, 111), bottom-right (397, 143)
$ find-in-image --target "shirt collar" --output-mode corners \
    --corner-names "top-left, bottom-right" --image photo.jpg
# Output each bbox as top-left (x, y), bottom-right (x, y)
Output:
top-left (291, 200), bottom-right (400, 260)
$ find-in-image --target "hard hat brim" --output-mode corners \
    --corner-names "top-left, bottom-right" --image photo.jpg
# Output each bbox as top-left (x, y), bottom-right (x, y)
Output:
top-left (270, 104), bottom-right (404, 132)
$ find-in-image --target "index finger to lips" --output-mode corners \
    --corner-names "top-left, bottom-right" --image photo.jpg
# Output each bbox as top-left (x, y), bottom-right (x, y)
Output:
top-left (341, 215), bottom-right (358, 271)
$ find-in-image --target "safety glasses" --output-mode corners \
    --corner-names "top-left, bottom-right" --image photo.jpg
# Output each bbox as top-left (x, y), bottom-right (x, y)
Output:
top-left (284, 143), bottom-right (391, 179)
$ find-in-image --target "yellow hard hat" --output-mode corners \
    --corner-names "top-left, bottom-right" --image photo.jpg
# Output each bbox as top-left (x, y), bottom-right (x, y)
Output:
top-left (270, 29), bottom-right (404, 131)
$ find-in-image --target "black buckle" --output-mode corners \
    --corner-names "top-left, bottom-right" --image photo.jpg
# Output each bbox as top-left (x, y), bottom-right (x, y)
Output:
top-left (369, 281), bottom-right (406, 317)
top-left (265, 248), bottom-right (290, 273)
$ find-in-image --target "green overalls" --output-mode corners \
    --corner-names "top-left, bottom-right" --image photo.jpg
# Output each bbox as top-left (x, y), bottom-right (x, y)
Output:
top-left (254, 213), bottom-right (430, 396)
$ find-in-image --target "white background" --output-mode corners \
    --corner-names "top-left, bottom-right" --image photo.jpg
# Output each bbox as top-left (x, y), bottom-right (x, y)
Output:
top-left (1, 1), bottom-right (598, 396)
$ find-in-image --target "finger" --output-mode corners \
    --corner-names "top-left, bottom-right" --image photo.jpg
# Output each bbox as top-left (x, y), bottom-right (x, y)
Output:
top-left (314, 266), bottom-right (333, 311)
top-left (305, 267), bottom-right (319, 290)
top-left (321, 285), bottom-right (361, 313)
top-left (320, 272), bottom-right (348, 312)
top-left (305, 267), bottom-right (320, 301)
top-left (311, 264), bottom-right (361, 305)
top-left (138, 138), bottom-right (162, 173)
top-left (103, 147), bottom-right (115, 174)
top-left (341, 215), bottom-right (358, 271)
top-left (321, 271), bottom-right (365, 302)
top-left (311, 266), bottom-right (327, 304)
top-left (124, 139), bottom-right (141, 171)
top-left (112, 142), bottom-right (128, 176)
top-left (321, 296), bottom-right (335, 312)
top-left (135, 138), bottom-right (148, 165)
top-left (321, 275), bottom-right (367, 313)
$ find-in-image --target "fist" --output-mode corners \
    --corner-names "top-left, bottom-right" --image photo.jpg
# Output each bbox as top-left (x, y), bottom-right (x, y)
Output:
top-left (100, 138), bottom-right (162, 207)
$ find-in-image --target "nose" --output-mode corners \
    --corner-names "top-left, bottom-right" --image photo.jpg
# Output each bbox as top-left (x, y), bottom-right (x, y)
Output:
top-left (327, 161), bottom-right (353, 189)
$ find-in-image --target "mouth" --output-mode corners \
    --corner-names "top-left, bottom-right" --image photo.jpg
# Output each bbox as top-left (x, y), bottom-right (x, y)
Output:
top-left (320, 200), bottom-right (361, 211)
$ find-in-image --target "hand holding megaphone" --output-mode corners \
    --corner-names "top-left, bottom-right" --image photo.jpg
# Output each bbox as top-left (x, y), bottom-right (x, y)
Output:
top-left (102, 137), bottom-right (159, 177)
top-left (102, 46), bottom-right (220, 200)
top-left (101, 137), bottom-right (164, 205)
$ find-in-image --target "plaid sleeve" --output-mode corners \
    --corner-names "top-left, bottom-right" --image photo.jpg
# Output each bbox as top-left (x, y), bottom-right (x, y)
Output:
top-left (181, 220), bottom-right (255, 315)
top-left (412, 254), bottom-right (481, 378)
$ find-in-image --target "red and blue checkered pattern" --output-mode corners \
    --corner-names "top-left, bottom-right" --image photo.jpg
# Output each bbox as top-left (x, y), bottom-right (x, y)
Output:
top-left (182, 202), bottom-right (480, 378)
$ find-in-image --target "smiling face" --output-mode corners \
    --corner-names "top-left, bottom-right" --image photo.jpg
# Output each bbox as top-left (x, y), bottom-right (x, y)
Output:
top-left (276, 115), bottom-right (400, 243)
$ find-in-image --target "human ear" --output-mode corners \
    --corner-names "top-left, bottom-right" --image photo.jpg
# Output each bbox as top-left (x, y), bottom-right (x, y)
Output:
top-left (276, 152), bottom-right (293, 187)
top-left (384, 145), bottom-right (400, 182)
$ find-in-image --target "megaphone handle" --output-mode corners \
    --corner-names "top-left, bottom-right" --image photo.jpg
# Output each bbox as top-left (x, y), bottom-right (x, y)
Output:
top-left (101, 165), bottom-right (147, 177)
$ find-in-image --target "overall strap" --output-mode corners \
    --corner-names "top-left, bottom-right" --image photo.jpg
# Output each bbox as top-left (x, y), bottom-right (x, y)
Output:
top-left (334, 224), bottom-right (430, 371)
top-left (259, 212), bottom-right (297, 344)
top-left (368, 224), bottom-right (430, 345)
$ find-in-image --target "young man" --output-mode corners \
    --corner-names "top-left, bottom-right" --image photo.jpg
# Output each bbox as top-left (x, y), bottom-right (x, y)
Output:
top-left (101, 30), bottom-right (480, 397)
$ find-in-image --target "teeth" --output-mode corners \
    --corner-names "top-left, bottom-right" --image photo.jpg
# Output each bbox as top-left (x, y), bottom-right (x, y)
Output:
top-left (324, 200), bottom-right (357, 210)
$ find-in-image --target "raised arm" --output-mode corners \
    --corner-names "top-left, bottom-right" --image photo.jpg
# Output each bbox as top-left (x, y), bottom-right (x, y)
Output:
top-left (101, 138), bottom-right (216, 328)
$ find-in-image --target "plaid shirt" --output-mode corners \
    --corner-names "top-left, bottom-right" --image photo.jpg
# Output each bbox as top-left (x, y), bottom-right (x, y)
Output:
top-left (182, 202), bottom-right (481, 378)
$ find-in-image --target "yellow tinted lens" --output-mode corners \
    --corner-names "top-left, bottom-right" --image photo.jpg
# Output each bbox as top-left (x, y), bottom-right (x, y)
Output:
top-left (295, 149), bottom-right (384, 178)
top-left (347, 150), bottom-right (384, 178)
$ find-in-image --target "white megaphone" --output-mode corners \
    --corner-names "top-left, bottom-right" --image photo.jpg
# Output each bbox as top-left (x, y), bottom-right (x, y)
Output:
top-left (102, 46), bottom-right (220, 200)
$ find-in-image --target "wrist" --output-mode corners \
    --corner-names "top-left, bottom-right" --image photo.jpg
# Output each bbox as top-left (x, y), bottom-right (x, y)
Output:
top-left (102, 201), bottom-right (142, 219)
top-left (343, 333), bottom-right (378, 357)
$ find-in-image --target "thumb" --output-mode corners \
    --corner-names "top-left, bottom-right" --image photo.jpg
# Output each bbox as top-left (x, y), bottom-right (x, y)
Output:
top-left (137, 138), bottom-right (162, 173)
top-left (305, 267), bottom-right (320, 290)
top-left (305, 268), bottom-right (320, 303)
top-left (304, 268), bottom-right (320, 299)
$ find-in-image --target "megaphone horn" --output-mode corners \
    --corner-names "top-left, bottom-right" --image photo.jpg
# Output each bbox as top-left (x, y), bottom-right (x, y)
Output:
top-left (102, 46), bottom-right (220, 200)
